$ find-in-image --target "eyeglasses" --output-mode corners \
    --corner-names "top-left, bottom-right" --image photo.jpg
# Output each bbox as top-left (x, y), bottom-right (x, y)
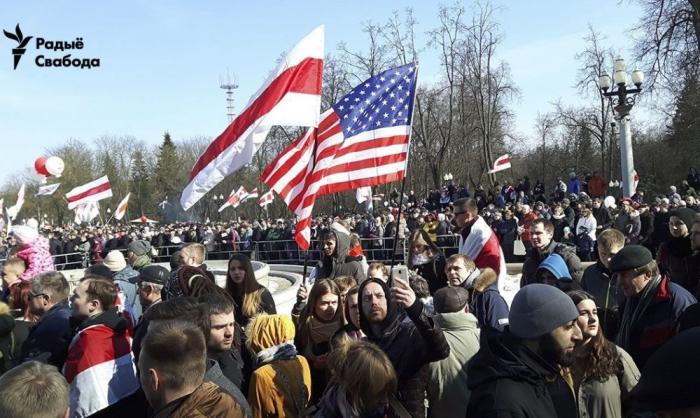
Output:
top-left (28, 292), bottom-right (48, 300)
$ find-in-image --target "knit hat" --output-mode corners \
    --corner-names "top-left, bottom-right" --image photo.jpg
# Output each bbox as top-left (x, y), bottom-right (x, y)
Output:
top-left (128, 240), bottom-right (151, 256)
top-left (609, 245), bottom-right (653, 274)
top-left (12, 225), bottom-right (38, 245)
top-left (103, 250), bottom-right (127, 272)
top-left (625, 328), bottom-right (700, 412)
top-left (433, 287), bottom-right (470, 314)
top-left (508, 284), bottom-right (580, 339)
top-left (670, 208), bottom-right (697, 228)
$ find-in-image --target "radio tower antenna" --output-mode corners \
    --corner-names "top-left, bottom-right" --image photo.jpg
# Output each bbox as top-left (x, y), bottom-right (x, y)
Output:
top-left (219, 70), bottom-right (239, 123)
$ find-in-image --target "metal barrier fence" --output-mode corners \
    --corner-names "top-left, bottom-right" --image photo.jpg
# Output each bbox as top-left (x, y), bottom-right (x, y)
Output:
top-left (0, 234), bottom-right (461, 270)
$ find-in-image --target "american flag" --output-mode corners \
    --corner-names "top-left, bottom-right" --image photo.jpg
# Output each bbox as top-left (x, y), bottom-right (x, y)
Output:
top-left (262, 63), bottom-right (418, 249)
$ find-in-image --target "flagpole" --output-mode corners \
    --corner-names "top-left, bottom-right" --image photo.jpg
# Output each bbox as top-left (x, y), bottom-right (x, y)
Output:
top-left (389, 63), bottom-right (419, 278)
top-left (301, 249), bottom-right (310, 286)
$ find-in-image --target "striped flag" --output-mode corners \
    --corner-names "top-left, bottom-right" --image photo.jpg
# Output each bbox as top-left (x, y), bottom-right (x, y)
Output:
top-left (262, 63), bottom-right (418, 249)
top-left (180, 25), bottom-right (324, 210)
top-left (113, 193), bottom-right (130, 220)
top-left (66, 176), bottom-right (113, 210)
top-left (63, 323), bottom-right (138, 417)
top-left (259, 190), bottom-right (275, 207)
top-left (218, 186), bottom-right (248, 212)
top-left (74, 202), bottom-right (100, 224)
top-left (488, 154), bottom-right (512, 174)
top-left (36, 183), bottom-right (60, 196)
top-left (242, 187), bottom-right (259, 202)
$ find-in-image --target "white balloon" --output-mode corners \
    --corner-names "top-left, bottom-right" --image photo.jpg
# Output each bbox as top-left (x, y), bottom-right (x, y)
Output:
top-left (603, 195), bottom-right (616, 209)
top-left (45, 156), bottom-right (65, 177)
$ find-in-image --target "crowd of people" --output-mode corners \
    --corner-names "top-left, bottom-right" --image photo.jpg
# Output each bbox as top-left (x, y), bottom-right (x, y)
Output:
top-left (0, 170), bottom-right (699, 417)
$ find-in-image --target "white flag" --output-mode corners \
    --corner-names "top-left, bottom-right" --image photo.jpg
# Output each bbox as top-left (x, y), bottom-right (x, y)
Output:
top-left (74, 202), bottom-right (100, 224)
top-left (114, 193), bottom-right (131, 220)
top-left (6, 184), bottom-right (25, 221)
top-left (356, 186), bottom-right (373, 212)
top-left (488, 154), bottom-right (512, 174)
top-left (36, 183), bottom-right (61, 196)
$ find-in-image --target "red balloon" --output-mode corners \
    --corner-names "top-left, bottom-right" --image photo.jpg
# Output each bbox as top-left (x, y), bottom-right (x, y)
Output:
top-left (34, 156), bottom-right (49, 176)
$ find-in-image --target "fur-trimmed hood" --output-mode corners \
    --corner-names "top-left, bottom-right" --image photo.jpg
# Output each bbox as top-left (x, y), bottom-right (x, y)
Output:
top-left (472, 267), bottom-right (498, 293)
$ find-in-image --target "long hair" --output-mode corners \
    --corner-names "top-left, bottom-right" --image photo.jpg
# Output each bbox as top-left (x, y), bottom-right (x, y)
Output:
top-left (407, 229), bottom-right (441, 269)
top-left (328, 340), bottom-right (397, 415)
top-left (568, 290), bottom-right (623, 381)
top-left (225, 253), bottom-right (263, 320)
top-left (297, 279), bottom-right (344, 348)
top-left (9, 281), bottom-right (39, 321)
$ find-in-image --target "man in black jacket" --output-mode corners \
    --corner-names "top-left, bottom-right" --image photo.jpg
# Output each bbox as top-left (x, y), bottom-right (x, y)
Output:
top-left (20, 272), bottom-right (72, 369)
top-left (467, 284), bottom-right (582, 417)
top-left (521, 219), bottom-right (584, 287)
top-left (359, 277), bottom-right (450, 418)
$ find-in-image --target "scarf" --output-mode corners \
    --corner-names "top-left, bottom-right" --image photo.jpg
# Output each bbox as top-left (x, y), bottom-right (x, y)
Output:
top-left (617, 274), bottom-right (662, 351)
top-left (255, 340), bottom-right (298, 366)
top-left (308, 316), bottom-right (341, 345)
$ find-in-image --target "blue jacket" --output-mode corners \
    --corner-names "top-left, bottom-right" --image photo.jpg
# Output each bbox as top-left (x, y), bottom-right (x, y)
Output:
top-left (618, 276), bottom-right (696, 368)
top-left (19, 300), bottom-right (72, 369)
top-left (465, 268), bottom-right (510, 332)
top-left (568, 178), bottom-right (581, 195)
top-left (113, 266), bottom-right (142, 321)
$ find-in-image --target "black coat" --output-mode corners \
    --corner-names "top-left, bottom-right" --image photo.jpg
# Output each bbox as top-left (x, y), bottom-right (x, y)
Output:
top-left (19, 300), bottom-right (72, 369)
top-left (358, 278), bottom-right (450, 418)
top-left (412, 253), bottom-right (447, 294)
top-left (467, 331), bottom-right (578, 418)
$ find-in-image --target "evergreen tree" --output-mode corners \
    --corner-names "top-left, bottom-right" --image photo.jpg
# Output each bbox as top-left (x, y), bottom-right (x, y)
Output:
top-left (668, 73), bottom-right (700, 143)
top-left (153, 132), bottom-right (183, 205)
top-left (131, 150), bottom-right (151, 215)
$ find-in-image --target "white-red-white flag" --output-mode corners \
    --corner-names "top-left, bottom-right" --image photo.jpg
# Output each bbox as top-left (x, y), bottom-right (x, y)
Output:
top-left (488, 154), bottom-right (512, 174)
top-left (6, 184), bottom-right (25, 221)
top-left (261, 63), bottom-right (418, 249)
top-left (113, 193), bottom-right (130, 220)
top-left (36, 183), bottom-right (60, 196)
top-left (180, 26), bottom-right (324, 210)
top-left (258, 190), bottom-right (275, 207)
top-left (66, 176), bottom-right (113, 210)
top-left (242, 187), bottom-right (259, 202)
top-left (218, 186), bottom-right (248, 212)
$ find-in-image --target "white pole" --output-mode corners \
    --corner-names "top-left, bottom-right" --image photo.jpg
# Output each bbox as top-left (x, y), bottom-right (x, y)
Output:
top-left (619, 115), bottom-right (635, 198)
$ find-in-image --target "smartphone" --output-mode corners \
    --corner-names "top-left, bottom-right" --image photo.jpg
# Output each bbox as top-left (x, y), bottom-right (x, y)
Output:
top-left (390, 265), bottom-right (409, 285)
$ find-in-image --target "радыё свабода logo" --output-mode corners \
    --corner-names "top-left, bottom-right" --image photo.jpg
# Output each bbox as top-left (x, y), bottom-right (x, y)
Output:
top-left (3, 23), bottom-right (32, 69)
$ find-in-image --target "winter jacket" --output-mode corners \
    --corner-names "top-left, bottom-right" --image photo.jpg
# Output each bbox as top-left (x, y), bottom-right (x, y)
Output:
top-left (112, 266), bottom-right (142, 322)
top-left (19, 299), bottom-right (72, 369)
top-left (576, 346), bottom-right (640, 418)
top-left (358, 278), bottom-right (450, 418)
top-left (317, 225), bottom-right (366, 283)
top-left (205, 359), bottom-right (251, 418)
top-left (248, 356), bottom-right (312, 418)
top-left (16, 236), bottom-right (54, 281)
top-left (521, 240), bottom-right (584, 287)
top-left (153, 382), bottom-right (246, 418)
top-left (568, 178), bottom-right (581, 195)
top-left (588, 175), bottom-right (607, 198)
top-left (616, 275), bottom-right (696, 369)
top-left (466, 330), bottom-right (578, 418)
top-left (463, 268), bottom-right (510, 332)
top-left (427, 312), bottom-right (480, 418)
top-left (657, 236), bottom-right (696, 293)
top-left (581, 261), bottom-right (620, 340)
top-left (614, 211), bottom-right (641, 244)
top-left (592, 206), bottom-right (614, 231)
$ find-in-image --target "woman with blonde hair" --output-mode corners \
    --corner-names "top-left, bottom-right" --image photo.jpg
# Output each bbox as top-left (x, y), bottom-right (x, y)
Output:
top-left (293, 278), bottom-right (344, 402)
top-left (313, 339), bottom-right (400, 417)
top-left (246, 314), bottom-right (311, 418)
top-left (225, 253), bottom-right (276, 327)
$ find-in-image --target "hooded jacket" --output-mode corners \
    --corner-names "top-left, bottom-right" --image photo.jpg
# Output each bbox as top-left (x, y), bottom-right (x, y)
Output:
top-left (358, 278), bottom-right (450, 418)
top-left (16, 236), bottom-right (55, 281)
top-left (426, 312), bottom-right (480, 418)
top-left (538, 253), bottom-right (571, 280)
top-left (317, 224), bottom-right (366, 283)
top-left (466, 331), bottom-right (577, 418)
top-left (464, 268), bottom-right (510, 332)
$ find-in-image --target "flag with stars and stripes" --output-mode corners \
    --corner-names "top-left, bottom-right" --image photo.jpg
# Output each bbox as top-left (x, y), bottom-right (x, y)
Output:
top-left (262, 63), bottom-right (418, 249)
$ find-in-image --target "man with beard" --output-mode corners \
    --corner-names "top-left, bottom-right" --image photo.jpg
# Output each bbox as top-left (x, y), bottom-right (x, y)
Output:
top-left (467, 284), bottom-right (582, 417)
